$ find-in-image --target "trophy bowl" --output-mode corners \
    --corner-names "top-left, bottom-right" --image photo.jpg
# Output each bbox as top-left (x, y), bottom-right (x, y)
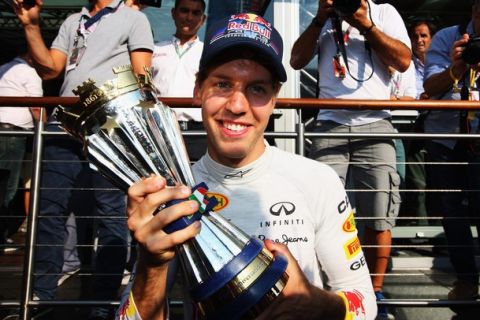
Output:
top-left (54, 65), bottom-right (288, 319)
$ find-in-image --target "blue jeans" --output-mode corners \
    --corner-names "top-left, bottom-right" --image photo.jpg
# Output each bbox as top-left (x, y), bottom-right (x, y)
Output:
top-left (425, 141), bottom-right (480, 285)
top-left (34, 125), bottom-right (128, 300)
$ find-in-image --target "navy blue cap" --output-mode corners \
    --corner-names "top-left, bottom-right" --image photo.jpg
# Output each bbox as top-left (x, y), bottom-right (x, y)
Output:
top-left (200, 13), bottom-right (287, 82)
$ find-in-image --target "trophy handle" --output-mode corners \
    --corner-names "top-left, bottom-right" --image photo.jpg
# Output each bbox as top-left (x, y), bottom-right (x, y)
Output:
top-left (163, 182), bottom-right (218, 234)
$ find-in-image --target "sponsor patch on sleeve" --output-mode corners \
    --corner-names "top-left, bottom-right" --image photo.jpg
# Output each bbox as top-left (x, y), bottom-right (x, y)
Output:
top-left (344, 236), bottom-right (362, 260)
top-left (342, 211), bottom-right (357, 233)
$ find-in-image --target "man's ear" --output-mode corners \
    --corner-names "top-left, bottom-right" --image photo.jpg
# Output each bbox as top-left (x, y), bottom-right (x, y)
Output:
top-left (193, 81), bottom-right (202, 106)
top-left (274, 82), bottom-right (283, 96)
top-left (201, 14), bottom-right (207, 25)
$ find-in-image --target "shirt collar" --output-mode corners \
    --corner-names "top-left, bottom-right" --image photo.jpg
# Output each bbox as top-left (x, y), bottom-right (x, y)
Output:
top-left (172, 35), bottom-right (199, 47)
top-left (82, 0), bottom-right (122, 17)
top-left (412, 55), bottom-right (424, 69)
top-left (200, 141), bottom-right (272, 185)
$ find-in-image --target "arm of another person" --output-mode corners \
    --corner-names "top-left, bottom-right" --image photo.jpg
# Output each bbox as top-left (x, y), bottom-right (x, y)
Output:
top-left (128, 10), bottom-right (154, 76)
top-left (116, 177), bottom-right (200, 320)
top-left (345, 0), bottom-right (411, 72)
top-left (423, 33), bottom-right (471, 98)
top-left (13, 1), bottom-right (67, 79)
top-left (130, 50), bottom-right (153, 76)
top-left (290, 0), bottom-right (333, 70)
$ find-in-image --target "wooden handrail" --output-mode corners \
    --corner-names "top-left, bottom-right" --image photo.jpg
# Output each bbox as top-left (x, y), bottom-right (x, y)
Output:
top-left (1, 96), bottom-right (480, 110)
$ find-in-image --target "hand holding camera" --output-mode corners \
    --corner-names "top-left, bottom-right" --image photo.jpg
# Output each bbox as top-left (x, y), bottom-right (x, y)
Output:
top-left (462, 36), bottom-right (480, 65)
top-left (10, 0), bottom-right (42, 27)
top-left (332, 0), bottom-right (361, 16)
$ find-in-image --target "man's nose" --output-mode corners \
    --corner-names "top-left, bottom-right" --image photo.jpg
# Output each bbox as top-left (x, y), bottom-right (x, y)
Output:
top-left (226, 90), bottom-right (249, 114)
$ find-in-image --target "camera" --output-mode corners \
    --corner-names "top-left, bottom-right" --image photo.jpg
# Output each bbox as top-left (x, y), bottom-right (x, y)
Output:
top-left (138, 0), bottom-right (162, 7)
top-left (333, 0), bottom-right (361, 16)
top-left (23, 0), bottom-right (36, 6)
top-left (462, 36), bottom-right (480, 65)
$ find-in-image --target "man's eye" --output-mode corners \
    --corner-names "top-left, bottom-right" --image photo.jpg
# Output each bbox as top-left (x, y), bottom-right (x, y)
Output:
top-left (249, 85), bottom-right (268, 95)
top-left (216, 81), bottom-right (230, 89)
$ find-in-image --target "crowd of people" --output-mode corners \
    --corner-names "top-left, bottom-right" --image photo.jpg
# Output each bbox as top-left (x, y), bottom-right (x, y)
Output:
top-left (0, 0), bottom-right (479, 320)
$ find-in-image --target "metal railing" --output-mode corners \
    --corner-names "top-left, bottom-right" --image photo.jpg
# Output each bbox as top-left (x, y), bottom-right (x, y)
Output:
top-left (1, 96), bottom-right (480, 319)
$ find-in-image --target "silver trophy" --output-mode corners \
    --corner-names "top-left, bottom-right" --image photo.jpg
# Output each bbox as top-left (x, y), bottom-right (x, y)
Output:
top-left (54, 65), bottom-right (288, 320)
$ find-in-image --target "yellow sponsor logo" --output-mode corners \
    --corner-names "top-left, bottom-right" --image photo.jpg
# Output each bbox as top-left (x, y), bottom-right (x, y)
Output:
top-left (342, 211), bottom-right (357, 233)
top-left (344, 236), bottom-right (361, 260)
top-left (206, 192), bottom-right (229, 211)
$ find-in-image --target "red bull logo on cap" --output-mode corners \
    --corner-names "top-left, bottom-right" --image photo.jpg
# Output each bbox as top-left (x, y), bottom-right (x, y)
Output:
top-left (230, 13), bottom-right (271, 28)
top-left (227, 21), bottom-right (271, 39)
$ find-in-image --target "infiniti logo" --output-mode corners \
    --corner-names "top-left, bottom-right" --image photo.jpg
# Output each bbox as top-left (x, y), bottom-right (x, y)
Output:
top-left (269, 202), bottom-right (296, 216)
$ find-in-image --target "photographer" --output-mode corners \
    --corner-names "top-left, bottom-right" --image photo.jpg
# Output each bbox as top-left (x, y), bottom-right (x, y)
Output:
top-left (290, 1), bottom-right (411, 319)
top-left (422, 0), bottom-right (480, 305)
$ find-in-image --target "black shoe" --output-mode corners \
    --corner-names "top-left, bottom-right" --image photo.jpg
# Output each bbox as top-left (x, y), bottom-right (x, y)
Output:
top-left (0, 238), bottom-right (21, 254)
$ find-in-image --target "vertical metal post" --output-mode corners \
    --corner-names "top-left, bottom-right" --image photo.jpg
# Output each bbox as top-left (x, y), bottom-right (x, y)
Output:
top-left (296, 108), bottom-right (305, 156)
top-left (20, 108), bottom-right (45, 320)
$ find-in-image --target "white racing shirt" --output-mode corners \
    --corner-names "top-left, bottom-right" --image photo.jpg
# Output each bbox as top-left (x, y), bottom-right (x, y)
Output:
top-left (117, 145), bottom-right (377, 319)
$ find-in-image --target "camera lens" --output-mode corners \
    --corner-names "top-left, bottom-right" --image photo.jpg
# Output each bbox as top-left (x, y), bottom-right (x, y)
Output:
top-left (333, 0), bottom-right (361, 16)
top-left (462, 37), bottom-right (480, 65)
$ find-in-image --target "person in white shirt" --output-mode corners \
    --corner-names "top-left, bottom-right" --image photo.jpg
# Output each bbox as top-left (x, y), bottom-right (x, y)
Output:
top-left (290, 1), bottom-right (412, 319)
top-left (152, 0), bottom-right (206, 160)
top-left (0, 51), bottom-right (42, 251)
top-left (116, 12), bottom-right (376, 320)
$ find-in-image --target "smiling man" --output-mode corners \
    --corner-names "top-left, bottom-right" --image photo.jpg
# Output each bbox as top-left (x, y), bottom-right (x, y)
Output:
top-left (117, 12), bottom-right (377, 320)
top-left (152, 0), bottom-right (207, 160)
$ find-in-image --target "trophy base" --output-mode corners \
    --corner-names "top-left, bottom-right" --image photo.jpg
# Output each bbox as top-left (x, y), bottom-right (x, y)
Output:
top-left (192, 238), bottom-right (289, 320)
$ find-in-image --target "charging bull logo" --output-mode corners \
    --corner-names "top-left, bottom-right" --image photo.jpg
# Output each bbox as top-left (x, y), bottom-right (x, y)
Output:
top-left (230, 13), bottom-right (271, 28)
top-left (338, 290), bottom-right (366, 319)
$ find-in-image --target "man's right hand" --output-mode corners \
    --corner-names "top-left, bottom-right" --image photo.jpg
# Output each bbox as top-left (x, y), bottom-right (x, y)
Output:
top-left (316, 0), bottom-right (334, 26)
top-left (450, 34), bottom-right (473, 78)
top-left (127, 176), bottom-right (201, 269)
top-left (257, 240), bottom-right (346, 320)
top-left (12, 0), bottom-right (43, 26)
